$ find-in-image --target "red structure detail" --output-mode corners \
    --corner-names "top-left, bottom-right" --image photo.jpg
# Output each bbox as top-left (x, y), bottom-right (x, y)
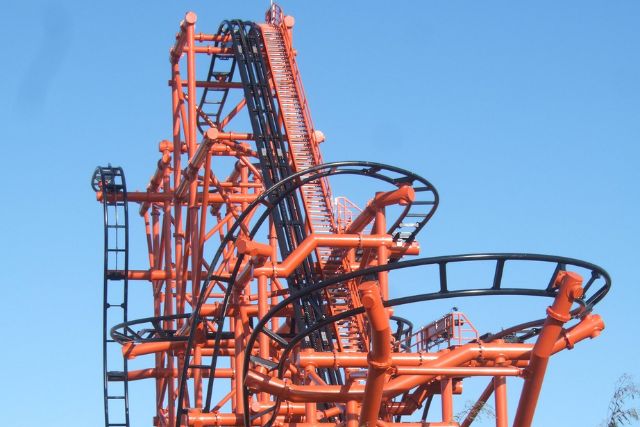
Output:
top-left (92, 4), bottom-right (610, 427)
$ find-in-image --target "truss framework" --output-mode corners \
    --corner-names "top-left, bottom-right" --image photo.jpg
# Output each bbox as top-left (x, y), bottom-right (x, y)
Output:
top-left (92, 5), bottom-right (610, 427)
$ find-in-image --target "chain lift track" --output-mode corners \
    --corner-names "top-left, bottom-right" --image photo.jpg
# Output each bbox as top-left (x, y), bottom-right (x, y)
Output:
top-left (93, 4), bottom-right (611, 427)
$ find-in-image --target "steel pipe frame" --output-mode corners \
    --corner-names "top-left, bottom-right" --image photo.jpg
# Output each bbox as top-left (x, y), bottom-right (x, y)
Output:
top-left (168, 161), bottom-right (437, 426)
top-left (97, 6), bottom-right (611, 426)
top-left (357, 281), bottom-right (393, 426)
top-left (243, 314), bottom-right (602, 403)
top-left (247, 234), bottom-right (419, 279)
top-left (346, 186), bottom-right (415, 234)
top-left (147, 11), bottom-right (271, 424)
top-left (97, 191), bottom-right (258, 205)
top-left (241, 252), bottom-right (606, 427)
top-left (512, 271), bottom-right (584, 426)
top-left (127, 368), bottom-right (234, 381)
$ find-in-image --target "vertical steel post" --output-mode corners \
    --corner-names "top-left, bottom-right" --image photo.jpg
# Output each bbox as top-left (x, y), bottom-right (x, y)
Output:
top-left (494, 376), bottom-right (508, 427)
top-left (513, 271), bottom-right (583, 427)
top-left (441, 377), bottom-right (454, 423)
top-left (358, 281), bottom-right (391, 426)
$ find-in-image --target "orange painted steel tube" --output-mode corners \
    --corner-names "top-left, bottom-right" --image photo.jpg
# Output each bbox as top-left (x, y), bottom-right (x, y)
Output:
top-left (127, 368), bottom-right (234, 381)
top-left (98, 191), bottom-right (258, 205)
top-left (298, 352), bottom-right (437, 368)
top-left (237, 238), bottom-right (273, 258)
top-left (298, 312), bottom-right (603, 371)
top-left (220, 98), bottom-right (247, 130)
top-left (186, 15), bottom-right (197, 157)
top-left (200, 347), bottom-right (235, 357)
top-left (124, 339), bottom-right (236, 359)
top-left (250, 401), bottom-right (342, 418)
top-left (394, 367), bottom-right (521, 377)
top-left (252, 234), bottom-right (402, 278)
top-left (552, 313), bottom-right (604, 352)
top-left (217, 131), bottom-right (254, 141)
top-left (347, 186), bottom-right (415, 234)
top-left (513, 271), bottom-right (583, 427)
top-left (233, 287), bottom-right (246, 415)
top-left (123, 269), bottom-right (209, 280)
top-left (175, 128), bottom-right (218, 199)
top-left (358, 281), bottom-right (392, 426)
top-left (346, 400), bottom-right (359, 427)
top-left (159, 139), bottom-right (257, 156)
top-left (375, 209), bottom-right (390, 301)
top-left (123, 341), bottom-right (185, 359)
top-left (494, 376), bottom-right (508, 427)
top-left (441, 378), bottom-right (454, 423)
top-left (188, 411), bottom-right (337, 427)
top-left (377, 423), bottom-right (458, 427)
top-left (140, 152), bottom-right (172, 215)
top-left (247, 317), bottom-right (602, 403)
top-left (193, 32), bottom-right (231, 42)
top-left (170, 12), bottom-right (196, 63)
top-left (193, 45), bottom-right (233, 55)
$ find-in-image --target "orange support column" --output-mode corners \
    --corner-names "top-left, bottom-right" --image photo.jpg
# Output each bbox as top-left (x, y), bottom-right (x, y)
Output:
top-left (494, 376), bottom-right (508, 427)
top-left (374, 205), bottom-right (389, 301)
top-left (358, 281), bottom-right (391, 426)
top-left (513, 271), bottom-right (584, 427)
top-left (346, 399), bottom-right (359, 427)
top-left (441, 377), bottom-right (454, 424)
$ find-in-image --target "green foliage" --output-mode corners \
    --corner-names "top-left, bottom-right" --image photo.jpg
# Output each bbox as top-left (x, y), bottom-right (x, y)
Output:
top-left (600, 374), bottom-right (640, 427)
top-left (454, 399), bottom-right (496, 423)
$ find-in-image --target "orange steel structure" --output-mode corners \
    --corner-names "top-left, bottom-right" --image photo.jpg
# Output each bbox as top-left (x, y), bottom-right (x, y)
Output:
top-left (92, 5), bottom-right (611, 427)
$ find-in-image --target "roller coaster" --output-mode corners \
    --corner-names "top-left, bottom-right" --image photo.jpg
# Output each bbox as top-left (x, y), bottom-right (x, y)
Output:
top-left (92, 5), bottom-right (610, 427)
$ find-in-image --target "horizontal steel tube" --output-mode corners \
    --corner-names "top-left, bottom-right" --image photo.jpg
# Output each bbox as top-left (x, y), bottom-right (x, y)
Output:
top-left (98, 191), bottom-right (257, 204)
top-left (127, 367), bottom-right (233, 380)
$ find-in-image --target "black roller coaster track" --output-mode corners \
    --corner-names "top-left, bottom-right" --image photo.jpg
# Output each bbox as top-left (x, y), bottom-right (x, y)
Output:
top-left (240, 252), bottom-right (610, 427)
top-left (171, 160), bottom-right (438, 426)
top-left (92, 166), bottom-right (131, 427)
top-left (93, 11), bottom-right (614, 427)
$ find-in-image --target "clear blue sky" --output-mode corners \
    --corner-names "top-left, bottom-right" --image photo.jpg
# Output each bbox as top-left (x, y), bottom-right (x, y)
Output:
top-left (0, 1), bottom-right (638, 426)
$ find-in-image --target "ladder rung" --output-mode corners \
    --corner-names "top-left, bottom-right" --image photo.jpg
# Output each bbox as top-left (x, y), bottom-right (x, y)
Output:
top-left (107, 371), bottom-right (126, 381)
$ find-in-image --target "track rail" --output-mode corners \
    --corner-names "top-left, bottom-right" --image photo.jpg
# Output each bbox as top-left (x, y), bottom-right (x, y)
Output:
top-left (92, 166), bottom-right (131, 427)
top-left (241, 252), bottom-right (610, 426)
top-left (92, 6), bottom-right (612, 426)
top-left (173, 161), bottom-right (438, 425)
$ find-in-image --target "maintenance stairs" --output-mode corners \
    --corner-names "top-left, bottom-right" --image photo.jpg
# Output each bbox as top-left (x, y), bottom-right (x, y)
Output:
top-left (260, 23), bottom-right (367, 353)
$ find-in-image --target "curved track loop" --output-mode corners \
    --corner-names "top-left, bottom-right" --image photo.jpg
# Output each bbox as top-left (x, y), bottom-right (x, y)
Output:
top-left (172, 161), bottom-right (438, 426)
top-left (241, 253), bottom-right (610, 427)
top-left (92, 166), bottom-right (131, 427)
